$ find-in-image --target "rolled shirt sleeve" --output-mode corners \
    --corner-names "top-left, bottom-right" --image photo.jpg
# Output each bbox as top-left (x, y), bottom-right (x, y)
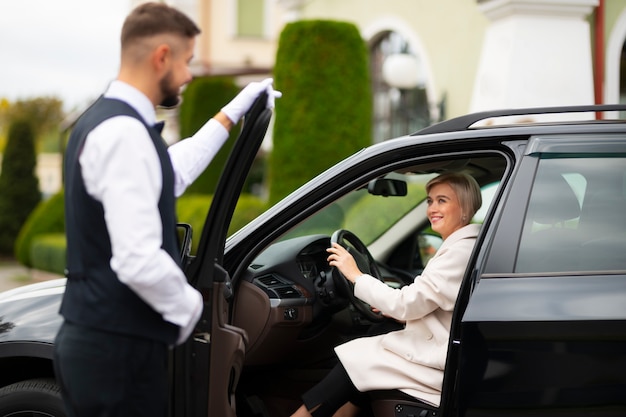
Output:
top-left (168, 118), bottom-right (229, 197)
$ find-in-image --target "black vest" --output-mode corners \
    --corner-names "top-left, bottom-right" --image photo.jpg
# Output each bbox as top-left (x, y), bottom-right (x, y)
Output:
top-left (62, 97), bottom-right (179, 345)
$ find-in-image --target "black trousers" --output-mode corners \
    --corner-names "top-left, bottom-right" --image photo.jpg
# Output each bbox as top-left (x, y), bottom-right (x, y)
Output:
top-left (53, 321), bottom-right (169, 417)
top-left (300, 319), bottom-right (404, 417)
top-left (301, 362), bottom-right (371, 417)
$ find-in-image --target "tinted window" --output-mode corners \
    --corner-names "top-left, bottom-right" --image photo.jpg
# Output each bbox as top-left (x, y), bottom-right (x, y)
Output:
top-left (516, 157), bottom-right (626, 273)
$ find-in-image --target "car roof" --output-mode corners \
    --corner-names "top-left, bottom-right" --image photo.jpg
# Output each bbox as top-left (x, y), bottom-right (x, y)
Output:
top-left (413, 104), bottom-right (626, 136)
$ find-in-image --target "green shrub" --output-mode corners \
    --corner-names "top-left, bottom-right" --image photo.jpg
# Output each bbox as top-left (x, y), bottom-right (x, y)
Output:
top-left (14, 190), bottom-right (65, 267)
top-left (270, 20), bottom-right (372, 204)
top-left (30, 233), bottom-right (66, 275)
top-left (179, 76), bottom-right (241, 195)
top-left (17, 190), bottom-right (266, 272)
top-left (177, 194), bottom-right (212, 253)
top-left (0, 119), bottom-right (41, 255)
top-left (177, 193), bottom-right (268, 254)
top-left (230, 194), bottom-right (268, 233)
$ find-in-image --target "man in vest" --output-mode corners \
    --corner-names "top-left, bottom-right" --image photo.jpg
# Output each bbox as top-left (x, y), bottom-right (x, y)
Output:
top-left (54, 3), bottom-right (280, 416)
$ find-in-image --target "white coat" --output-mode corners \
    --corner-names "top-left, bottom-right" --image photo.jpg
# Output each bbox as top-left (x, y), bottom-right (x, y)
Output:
top-left (334, 223), bottom-right (480, 406)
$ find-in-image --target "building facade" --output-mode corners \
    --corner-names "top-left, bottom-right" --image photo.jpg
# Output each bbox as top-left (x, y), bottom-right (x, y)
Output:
top-left (134, 0), bottom-right (626, 135)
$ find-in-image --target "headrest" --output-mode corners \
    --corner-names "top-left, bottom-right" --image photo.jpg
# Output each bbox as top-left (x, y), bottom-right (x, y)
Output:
top-left (530, 171), bottom-right (580, 225)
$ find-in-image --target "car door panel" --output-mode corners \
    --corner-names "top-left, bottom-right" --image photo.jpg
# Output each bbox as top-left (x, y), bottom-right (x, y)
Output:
top-left (171, 93), bottom-right (272, 417)
top-left (461, 275), bottom-right (626, 415)
top-left (460, 143), bottom-right (626, 416)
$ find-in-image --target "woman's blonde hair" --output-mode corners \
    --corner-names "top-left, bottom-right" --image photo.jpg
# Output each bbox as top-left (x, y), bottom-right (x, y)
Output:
top-left (426, 172), bottom-right (482, 225)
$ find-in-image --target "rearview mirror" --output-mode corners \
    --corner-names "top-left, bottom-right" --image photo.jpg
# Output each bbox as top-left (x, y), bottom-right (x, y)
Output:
top-left (367, 178), bottom-right (408, 197)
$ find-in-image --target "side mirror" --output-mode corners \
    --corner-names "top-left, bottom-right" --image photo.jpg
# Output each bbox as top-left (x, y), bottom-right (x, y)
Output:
top-left (367, 178), bottom-right (408, 197)
top-left (176, 223), bottom-right (193, 263)
top-left (417, 232), bottom-right (442, 268)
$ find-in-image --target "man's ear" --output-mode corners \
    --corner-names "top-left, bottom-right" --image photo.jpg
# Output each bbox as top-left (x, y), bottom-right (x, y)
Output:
top-left (152, 43), bottom-right (171, 72)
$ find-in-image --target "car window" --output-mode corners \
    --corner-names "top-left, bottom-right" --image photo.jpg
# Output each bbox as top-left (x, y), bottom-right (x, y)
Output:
top-left (279, 155), bottom-right (506, 258)
top-left (515, 156), bottom-right (626, 273)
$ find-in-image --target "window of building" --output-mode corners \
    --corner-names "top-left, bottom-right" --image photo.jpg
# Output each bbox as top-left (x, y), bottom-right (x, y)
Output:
top-left (237, 0), bottom-right (265, 38)
top-left (370, 31), bottom-right (430, 143)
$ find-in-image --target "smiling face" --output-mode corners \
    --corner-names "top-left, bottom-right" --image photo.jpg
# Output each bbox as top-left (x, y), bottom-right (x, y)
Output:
top-left (427, 182), bottom-right (465, 241)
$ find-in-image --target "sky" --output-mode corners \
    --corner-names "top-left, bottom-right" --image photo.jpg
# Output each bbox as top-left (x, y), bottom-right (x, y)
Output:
top-left (0, 0), bottom-right (131, 111)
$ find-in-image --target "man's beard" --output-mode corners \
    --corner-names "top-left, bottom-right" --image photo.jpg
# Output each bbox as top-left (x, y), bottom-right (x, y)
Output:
top-left (159, 71), bottom-right (181, 108)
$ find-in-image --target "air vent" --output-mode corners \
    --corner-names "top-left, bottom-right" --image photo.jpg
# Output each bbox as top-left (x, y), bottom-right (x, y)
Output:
top-left (256, 275), bottom-right (283, 286)
top-left (274, 286), bottom-right (302, 299)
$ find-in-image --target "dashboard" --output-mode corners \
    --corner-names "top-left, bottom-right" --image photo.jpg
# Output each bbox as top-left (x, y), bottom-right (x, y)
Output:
top-left (233, 235), bottom-right (351, 364)
top-left (232, 232), bottom-right (416, 365)
top-left (245, 235), bottom-right (341, 308)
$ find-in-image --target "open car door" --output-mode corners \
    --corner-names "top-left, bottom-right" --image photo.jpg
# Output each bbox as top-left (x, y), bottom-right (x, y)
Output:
top-left (170, 93), bottom-right (272, 417)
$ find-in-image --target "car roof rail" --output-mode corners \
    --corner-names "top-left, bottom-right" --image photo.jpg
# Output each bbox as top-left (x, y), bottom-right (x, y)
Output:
top-left (413, 104), bottom-right (626, 136)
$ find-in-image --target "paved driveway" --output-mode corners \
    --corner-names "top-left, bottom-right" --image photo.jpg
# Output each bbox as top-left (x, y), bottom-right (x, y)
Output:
top-left (0, 262), bottom-right (61, 293)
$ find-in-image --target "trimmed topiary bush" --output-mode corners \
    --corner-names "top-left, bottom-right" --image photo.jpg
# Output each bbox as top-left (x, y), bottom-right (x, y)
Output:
top-left (270, 20), bottom-right (372, 204)
top-left (179, 76), bottom-right (241, 195)
top-left (0, 119), bottom-right (41, 256)
top-left (30, 233), bottom-right (66, 275)
top-left (14, 190), bottom-right (65, 267)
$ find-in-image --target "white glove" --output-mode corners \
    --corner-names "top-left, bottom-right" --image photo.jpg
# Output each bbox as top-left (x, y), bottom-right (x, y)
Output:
top-left (221, 78), bottom-right (282, 124)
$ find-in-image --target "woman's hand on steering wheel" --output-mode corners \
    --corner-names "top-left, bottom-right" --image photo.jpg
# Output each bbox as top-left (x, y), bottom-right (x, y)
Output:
top-left (326, 242), bottom-right (362, 283)
top-left (329, 229), bottom-right (385, 322)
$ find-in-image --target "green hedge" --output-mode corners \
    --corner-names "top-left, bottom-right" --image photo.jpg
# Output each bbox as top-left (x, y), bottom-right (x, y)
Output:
top-left (14, 190), bottom-right (65, 267)
top-left (179, 76), bottom-right (241, 195)
top-left (176, 193), bottom-right (268, 254)
top-left (270, 20), bottom-right (372, 204)
top-left (30, 233), bottom-right (66, 276)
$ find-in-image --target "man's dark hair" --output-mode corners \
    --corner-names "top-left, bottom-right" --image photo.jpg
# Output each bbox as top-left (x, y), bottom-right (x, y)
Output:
top-left (121, 2), bottom-right (201, 47)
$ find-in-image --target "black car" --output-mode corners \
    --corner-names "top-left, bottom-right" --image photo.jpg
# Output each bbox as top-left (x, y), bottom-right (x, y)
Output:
top-left (0, 103), bottom-right (625, 417)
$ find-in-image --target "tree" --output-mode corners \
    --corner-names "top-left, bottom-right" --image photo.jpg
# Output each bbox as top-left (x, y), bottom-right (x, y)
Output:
top-left (270, 20), bottom-right (372, 204)
top-left (4, 98), bottom-right (64, 137)
top-left (0, 97), bottom-right (65, 153)
top-left (0, 119), bottom-right (41, 256)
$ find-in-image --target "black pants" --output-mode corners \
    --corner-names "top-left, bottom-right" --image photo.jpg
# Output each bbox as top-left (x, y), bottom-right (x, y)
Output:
top-left (301, 362), bottom-right (371, 417)
top-left (53, 321), bottom-right (169, 417)
top-left (300, 319), bottom-right (404, 417)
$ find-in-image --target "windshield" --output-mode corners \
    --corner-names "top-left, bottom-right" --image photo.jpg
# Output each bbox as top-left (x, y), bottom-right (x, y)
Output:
top-left (280, 172), bottom-right (435, 245)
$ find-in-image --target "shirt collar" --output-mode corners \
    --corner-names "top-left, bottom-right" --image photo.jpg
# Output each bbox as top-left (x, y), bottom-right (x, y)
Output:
top-left (104, 80), bottom-right (157, 126)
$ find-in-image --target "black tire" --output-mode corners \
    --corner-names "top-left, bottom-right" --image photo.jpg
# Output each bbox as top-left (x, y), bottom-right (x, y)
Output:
top-left (0, 378), bottom-right (65, 417)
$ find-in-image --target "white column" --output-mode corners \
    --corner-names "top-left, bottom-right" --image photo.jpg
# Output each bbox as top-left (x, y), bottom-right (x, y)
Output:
top-left (471, 0), bottom-right (598, 122)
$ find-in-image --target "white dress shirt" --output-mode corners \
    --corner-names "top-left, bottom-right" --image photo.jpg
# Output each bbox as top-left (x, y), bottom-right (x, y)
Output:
top-left (79, 80), bottom-right (229, 344)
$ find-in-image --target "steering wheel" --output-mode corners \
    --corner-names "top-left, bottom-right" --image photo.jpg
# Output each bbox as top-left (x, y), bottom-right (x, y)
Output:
top-left (330, 229), bottom-right (385, 322)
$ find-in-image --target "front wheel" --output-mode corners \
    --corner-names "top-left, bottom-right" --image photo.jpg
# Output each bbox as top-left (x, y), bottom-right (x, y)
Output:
top-left (0, 378), bottom-right (65, 417)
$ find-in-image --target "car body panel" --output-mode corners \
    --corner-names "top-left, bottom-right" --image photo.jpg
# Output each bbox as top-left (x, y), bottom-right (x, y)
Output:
top-left (170, 93), bottom-right (274, 417)
top-left (0, 279), bottom-right (65, 348)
